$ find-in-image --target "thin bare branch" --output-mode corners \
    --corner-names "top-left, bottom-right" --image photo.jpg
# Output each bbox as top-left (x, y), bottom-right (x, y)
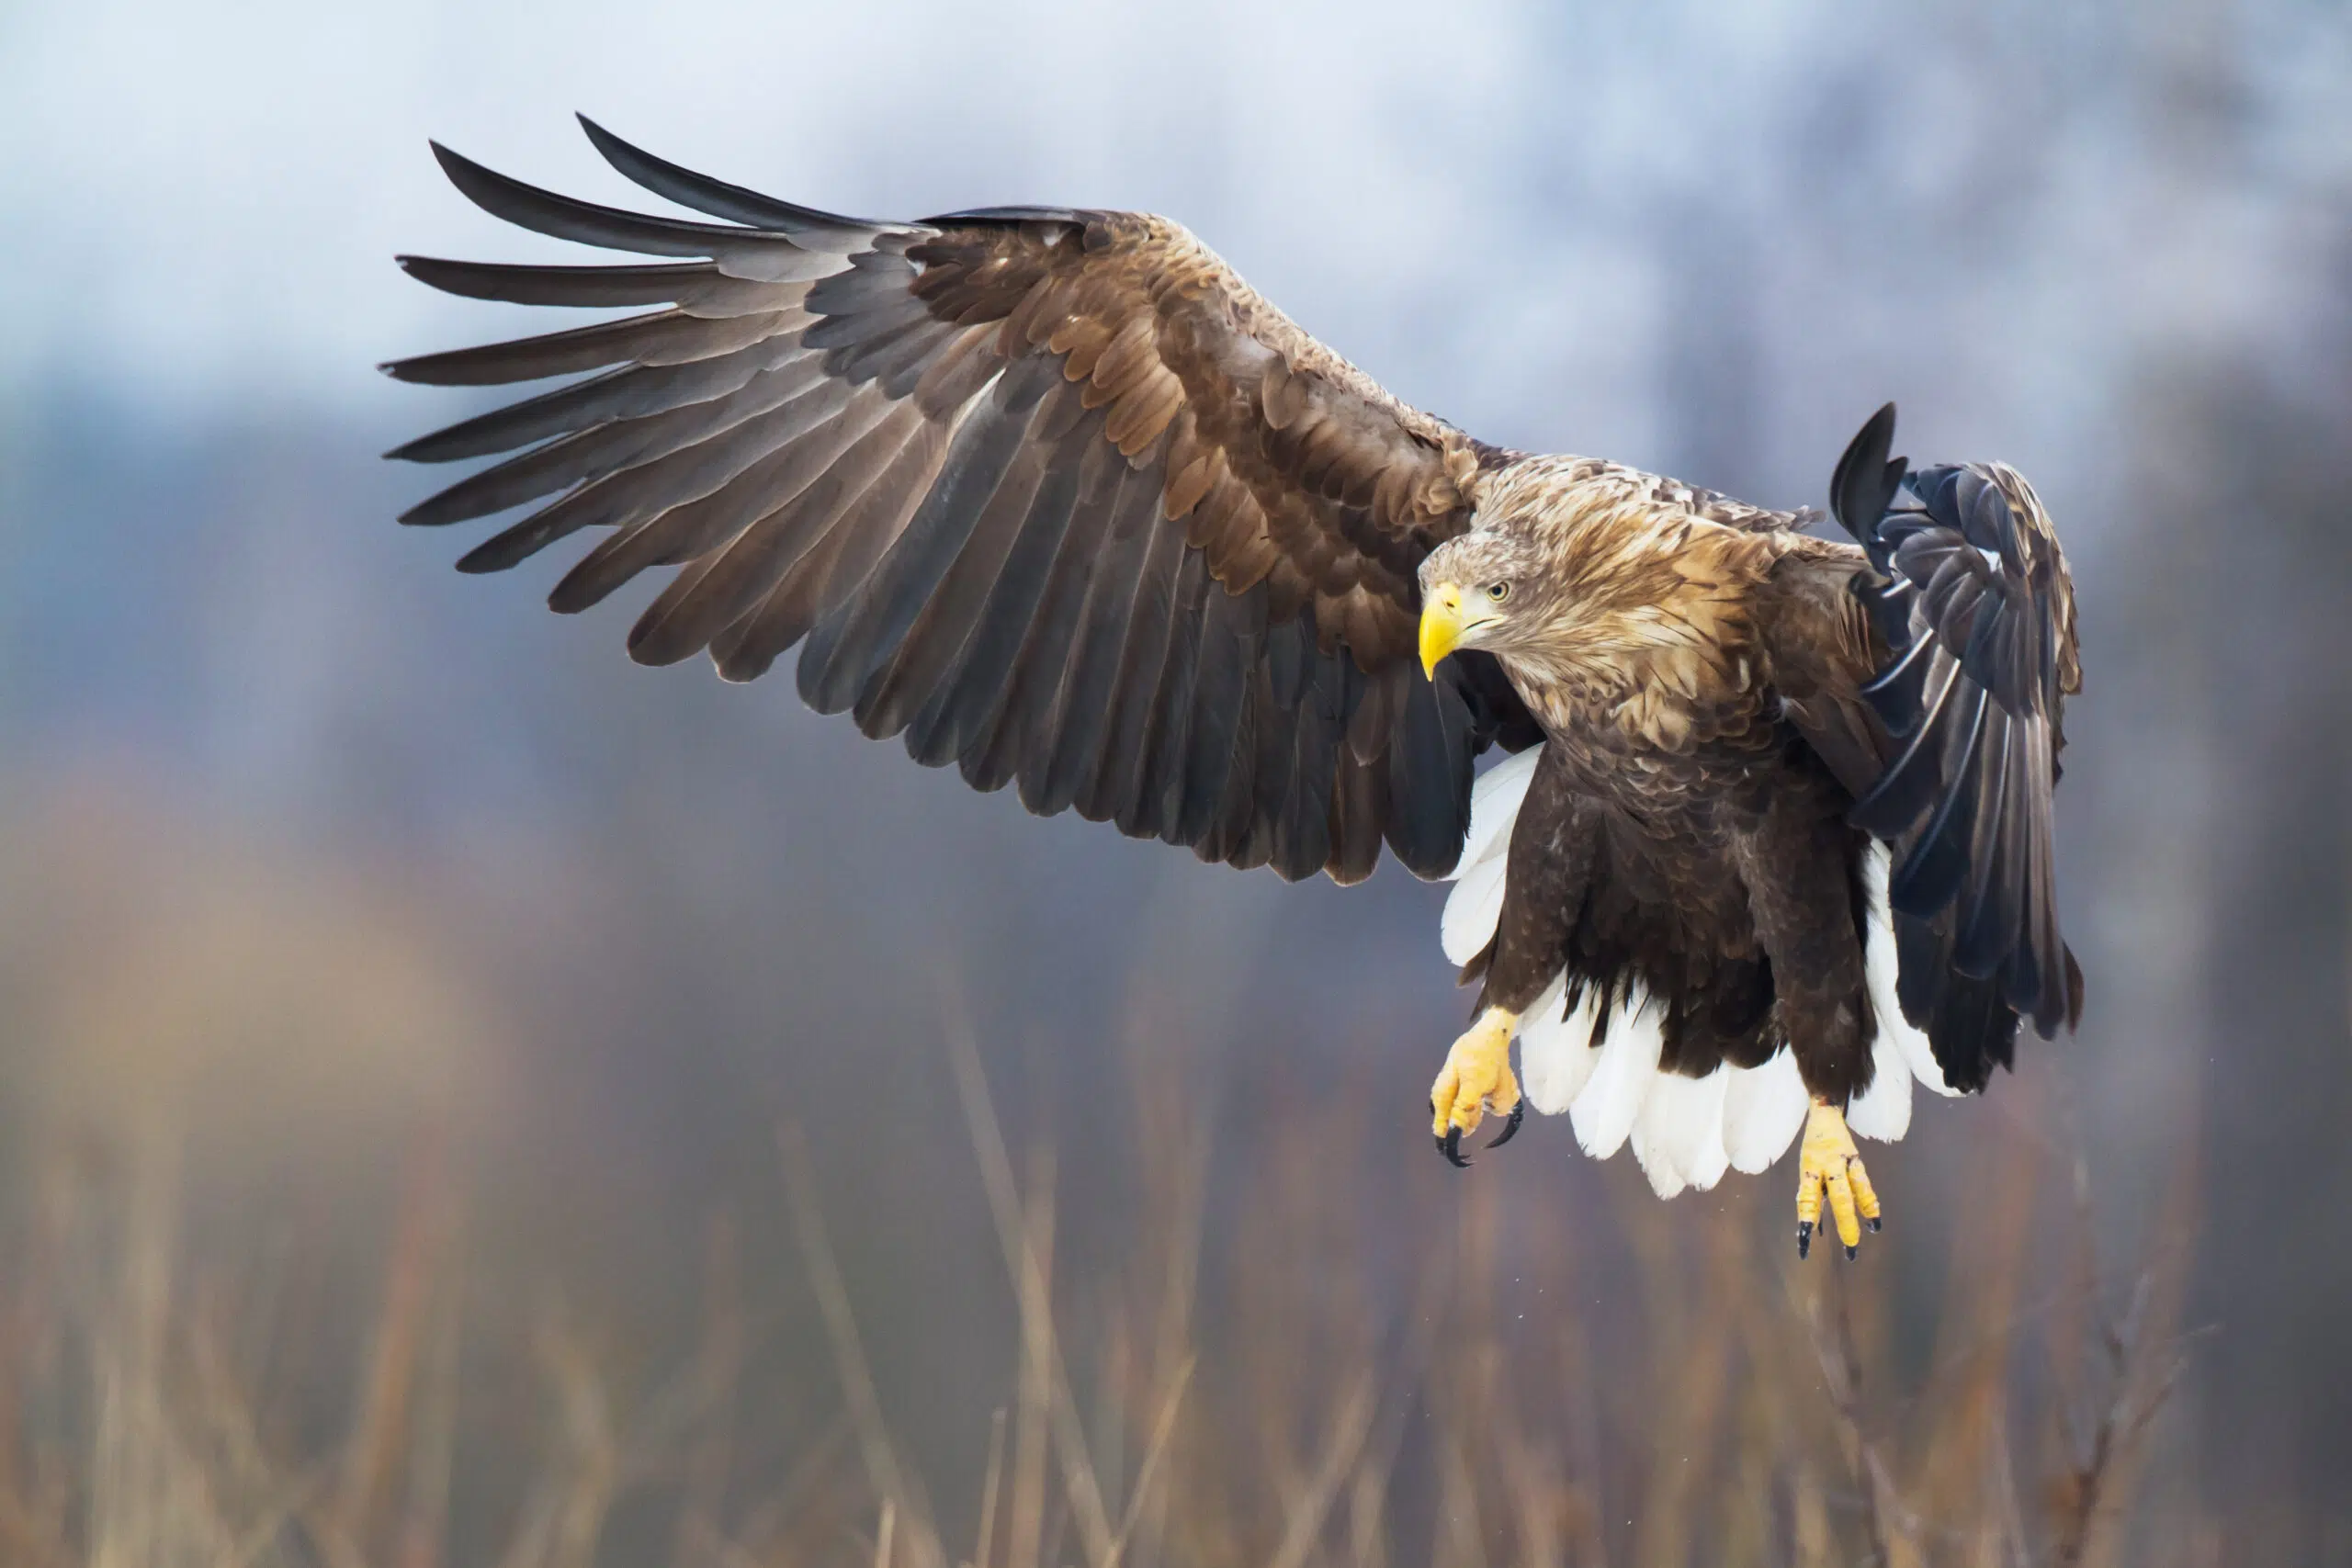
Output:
top-left (941, 1007), bottom-right (1118, 1566)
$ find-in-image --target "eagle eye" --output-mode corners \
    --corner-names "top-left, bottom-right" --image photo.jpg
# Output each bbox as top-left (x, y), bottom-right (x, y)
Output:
top-left (1486, 581), bottom-right (1511, 603)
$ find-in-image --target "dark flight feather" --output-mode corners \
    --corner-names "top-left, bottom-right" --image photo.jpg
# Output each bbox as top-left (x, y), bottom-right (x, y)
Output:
top-left (797, 355), bottom-right (1060, 713)
top-left (577, 116), bottom-right (888, 237)
top-left (427, 141), bottom-right (848, 282)
top-left (387, 335), bottom-right (808, 465)
top-left (900, 424), bottom-right (1102, 766)
top-left (1826, 405), bottom-right (2081, 1044)
top-left (851, 408), bottom-right (1069, 741)
top-left (390, 120), bottom-right (1531, 882)
top-left (392, 254), bottom-right (796, 318)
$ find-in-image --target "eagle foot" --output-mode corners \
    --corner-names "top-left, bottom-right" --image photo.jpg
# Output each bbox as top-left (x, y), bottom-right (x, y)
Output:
top-left (1429, 1007), bottom-right (1521, 1168)
top-left (1794, 1099), bottom-right (1883, 1259)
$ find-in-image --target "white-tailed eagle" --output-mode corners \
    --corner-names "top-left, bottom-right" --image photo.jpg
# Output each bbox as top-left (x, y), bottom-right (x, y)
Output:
top-left (388, 119), bottom-right (2083, 1258)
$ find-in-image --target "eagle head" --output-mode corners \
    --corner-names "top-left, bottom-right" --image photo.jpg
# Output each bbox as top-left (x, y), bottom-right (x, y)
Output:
top-left (1416, 529), bottom-right (1555, 679)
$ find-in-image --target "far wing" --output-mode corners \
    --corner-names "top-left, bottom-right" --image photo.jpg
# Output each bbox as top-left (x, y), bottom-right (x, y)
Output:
top-left (387, 118), bottom-right (1536, 882)
top-left (1826, 403), bottom-right (2084, 1040)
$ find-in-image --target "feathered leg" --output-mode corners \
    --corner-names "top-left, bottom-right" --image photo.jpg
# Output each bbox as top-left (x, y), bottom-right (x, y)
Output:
top-left (1735, 793), bottom-right (1882, 1258)
top-left (1430, 749), bottom-right (1592, 1166)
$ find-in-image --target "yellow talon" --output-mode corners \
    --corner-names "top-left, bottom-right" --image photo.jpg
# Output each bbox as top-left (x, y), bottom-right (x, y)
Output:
top-left (1795, 1100), bottom-right (1882, 1259)
top-left (1430, 1007), bottom-right (1521, 1166)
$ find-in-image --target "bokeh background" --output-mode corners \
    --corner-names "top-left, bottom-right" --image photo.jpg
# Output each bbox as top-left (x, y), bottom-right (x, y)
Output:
top-left (1, 1), bottom-right (2346, 1563)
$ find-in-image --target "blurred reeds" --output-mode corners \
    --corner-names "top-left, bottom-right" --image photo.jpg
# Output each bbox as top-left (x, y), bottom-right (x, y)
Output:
top-left (0, 951), bottom-right (2205, 1568)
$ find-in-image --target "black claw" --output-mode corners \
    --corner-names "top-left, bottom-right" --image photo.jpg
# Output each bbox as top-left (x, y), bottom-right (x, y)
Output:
top-left (1796, 1221), bottom-right (1814, 1260)
top-left (1440, 1126), bottom-right (1471, 1168)
top-left (1486, 1100), bottom-right (1524, 1150)
top-left (1866, 1216), bottom-right (1883, 1234)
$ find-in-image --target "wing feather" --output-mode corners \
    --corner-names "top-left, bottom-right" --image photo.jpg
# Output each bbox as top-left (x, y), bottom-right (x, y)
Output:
top-left (390, 122), bottom-right (1532, 881)
top-left (394, 255), bottom-right (794, 315)
top-left (1030, 459), bottom-right (1170, 818)
top-left (425, 141), bottom-right (865, 277)
top-left (1077, 493), bottom-right (1193, 824)
top-left (798, 356), bottom-right (1061, 712)
top-left (404, 350), bottom-right (826, 527)
top-left (388, 335), bottom-right (810, 465)
top-left (1822, 404), bottom-right (2084, 1045)
top-left (901, 427), bottom-right (1105, 767)
top-left (577, 114), bottom-right (885, 238)
top-left (460, 378), bottom-right (865, 578)
top-left (717, 418), bottom-right (955, 682)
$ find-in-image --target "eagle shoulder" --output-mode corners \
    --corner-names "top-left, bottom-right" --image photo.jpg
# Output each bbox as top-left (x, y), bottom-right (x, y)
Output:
top-left (1474, 457), bottom-right (1814, 754)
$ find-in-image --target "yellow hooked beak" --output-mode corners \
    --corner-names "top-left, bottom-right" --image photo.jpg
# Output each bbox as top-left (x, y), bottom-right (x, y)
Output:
top-left (1419, 582), bottom-right (1473, 680)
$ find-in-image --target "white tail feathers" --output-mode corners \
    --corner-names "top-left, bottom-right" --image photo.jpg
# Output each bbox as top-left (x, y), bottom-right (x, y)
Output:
top-left (1439, 746), bottom-right (1958, 1197)
top-left (1862, 841), bottom-right (1960, 1099)
top-left (1519, 976), bottom-right (1600, 1112)
top-left (1566, 988), bottom-right (1663, 1160)
top-left (1722, 1051), bottom-right (1810, 1175)
top-left (1630, 1066), bottom-right (1730, 1198)
top-left (1846, 1016), bottom-right (1916, 1141)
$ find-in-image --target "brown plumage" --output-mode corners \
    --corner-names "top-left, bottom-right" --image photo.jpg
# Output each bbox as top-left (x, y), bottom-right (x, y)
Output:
top-left (387, 121), bottom-right (2084, 1233)
top-left (1421, 414), bottom-right (2081, 1109)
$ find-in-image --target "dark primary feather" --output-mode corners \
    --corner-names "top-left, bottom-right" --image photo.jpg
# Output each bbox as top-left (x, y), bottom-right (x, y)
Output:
top-left (426, 141), bottom-right (866, 279)
top-left (577, 115), bottom-right (886, 235)
top-left (1827, 405), bottom-right (2082, 1044)
top-left (393, 255), bottom-right (778, 312)
top-left (388, 338), bottom-right (809, 465)
top-left (387, 119), bottom-right (1533, 885)
top-left (1829, 401), bottom-right (1905, 577)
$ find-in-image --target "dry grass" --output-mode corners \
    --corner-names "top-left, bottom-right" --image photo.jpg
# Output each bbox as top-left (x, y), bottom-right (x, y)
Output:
top-left (0, 1010), bottom-right (2204, 1568)
top-left (0, 780), bottom-right (2219, 1567)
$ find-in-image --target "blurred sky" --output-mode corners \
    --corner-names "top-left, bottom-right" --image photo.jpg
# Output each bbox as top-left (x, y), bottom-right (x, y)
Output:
top-left (1, 0), bottom-right (2349, 1543)
top-left (5, 0), bottom-right (2344, 461)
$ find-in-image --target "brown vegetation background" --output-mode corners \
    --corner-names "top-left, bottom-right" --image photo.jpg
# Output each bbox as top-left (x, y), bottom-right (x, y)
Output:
top-left (0, 1), bottom-right (2346, 1562)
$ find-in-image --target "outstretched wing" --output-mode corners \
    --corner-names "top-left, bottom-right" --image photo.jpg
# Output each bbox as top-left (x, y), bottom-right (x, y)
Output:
top-left (1823, 403), bottom-right (2084, 1053)
top-left (388, 118), bottom-right (1535, 882)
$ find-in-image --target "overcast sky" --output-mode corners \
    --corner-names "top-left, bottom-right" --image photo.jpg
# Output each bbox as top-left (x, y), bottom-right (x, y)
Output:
top-left (1, 0), bottom-right (1543, 414)
top-left (3, 0), bottom-right (2346, 497)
